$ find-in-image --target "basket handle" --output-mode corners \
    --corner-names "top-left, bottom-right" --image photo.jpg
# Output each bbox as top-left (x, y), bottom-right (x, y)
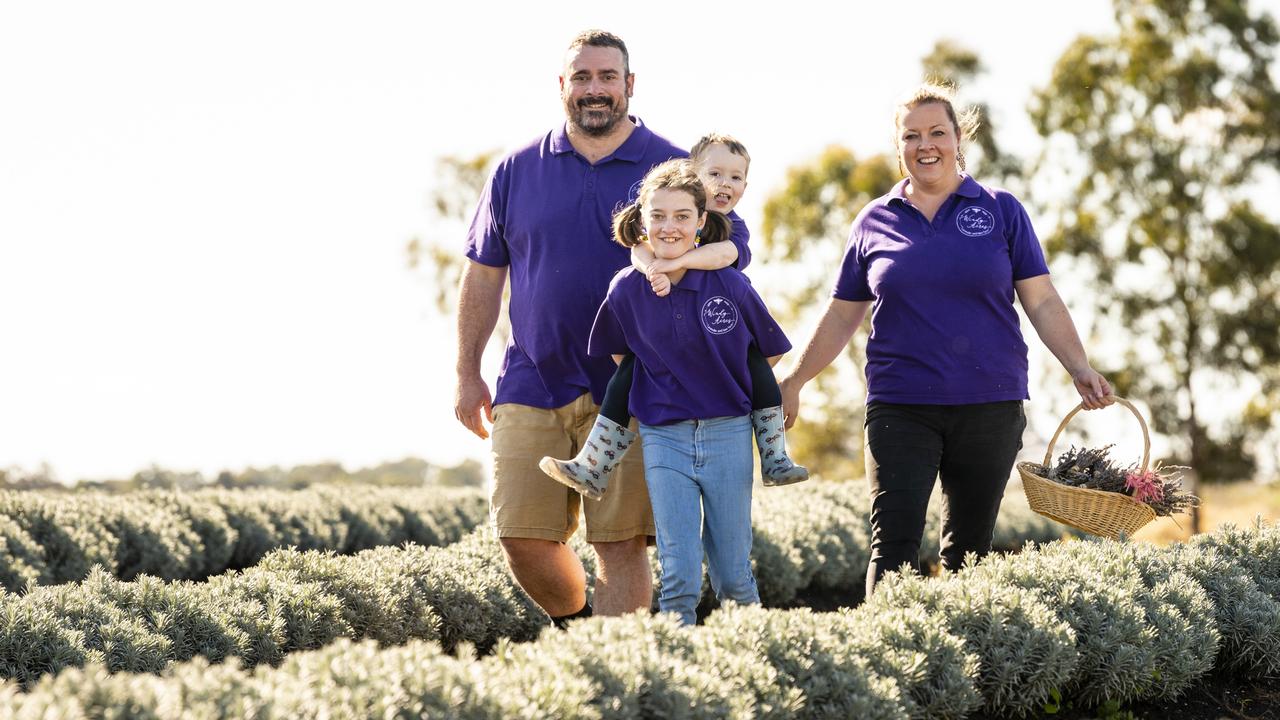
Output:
top-left (1041, 396), bottom-right (1150, 473)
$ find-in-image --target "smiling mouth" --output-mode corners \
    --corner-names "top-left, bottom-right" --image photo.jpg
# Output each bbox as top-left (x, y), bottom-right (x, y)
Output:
top-left (918, 157), bottom-right (941, 165)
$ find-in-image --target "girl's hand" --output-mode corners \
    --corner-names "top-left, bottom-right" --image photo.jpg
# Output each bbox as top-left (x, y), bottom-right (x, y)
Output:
top-left (649, 273), bottom-right (671, 297)
top-left (1071, 367), bottom-right (1115, 410)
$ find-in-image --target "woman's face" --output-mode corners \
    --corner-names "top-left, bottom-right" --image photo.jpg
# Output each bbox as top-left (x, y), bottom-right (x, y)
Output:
top-left (897, 102), bottom-right (960, 187)
top-left (643, 188), bottom-right (705, 260)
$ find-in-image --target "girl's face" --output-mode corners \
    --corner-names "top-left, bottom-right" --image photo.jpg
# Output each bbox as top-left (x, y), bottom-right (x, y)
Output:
top-left (643, 188), bottom-right (705, 260)
top-left (897, 102), bottom-right (960, 187)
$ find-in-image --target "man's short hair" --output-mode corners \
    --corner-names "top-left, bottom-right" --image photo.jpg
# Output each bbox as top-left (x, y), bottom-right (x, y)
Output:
top-left (567, 30), bottom-right (630, 76)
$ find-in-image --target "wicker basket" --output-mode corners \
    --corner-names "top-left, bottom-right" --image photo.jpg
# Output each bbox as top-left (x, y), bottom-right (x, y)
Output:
top-left (1018, 397), bottom-right (1157, 539)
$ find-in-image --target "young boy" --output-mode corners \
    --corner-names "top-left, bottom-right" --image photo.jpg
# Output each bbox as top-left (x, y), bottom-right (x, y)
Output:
top-left (538, 135), bottom-right (807, 498)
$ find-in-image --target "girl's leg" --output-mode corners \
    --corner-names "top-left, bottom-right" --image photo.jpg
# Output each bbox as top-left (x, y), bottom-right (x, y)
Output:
top-left (937, 401), bottom-right (1025, 572)
top-left (539, 355), bottom-right (638, 500)
top-left (863, 402), bottom-right (944, 597)
top-left (639, 421), bottom-right (705, 626)
top-left (698, 415), bottom-right (760, 607)
top-left (746, 345), bottom-right (808, 486)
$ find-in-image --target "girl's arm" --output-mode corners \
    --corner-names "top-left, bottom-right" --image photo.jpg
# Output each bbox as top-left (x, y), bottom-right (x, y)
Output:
top-left (1014, 274), bottom-right (1113, 410)
top-left (766, 355), bottom-right (783, 367)
top-left (778, 298), bottom-right (871, 428)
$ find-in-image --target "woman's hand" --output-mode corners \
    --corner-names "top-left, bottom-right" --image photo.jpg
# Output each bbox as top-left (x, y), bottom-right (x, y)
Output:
top-left (1071, 366), bottom-right (1115, 410)
top-left (780, 375), bottom-right (803, 429)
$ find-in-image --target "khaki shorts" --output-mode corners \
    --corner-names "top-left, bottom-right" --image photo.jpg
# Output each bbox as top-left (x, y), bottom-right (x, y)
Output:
top-left (490, 393), bottom-right (655, 543)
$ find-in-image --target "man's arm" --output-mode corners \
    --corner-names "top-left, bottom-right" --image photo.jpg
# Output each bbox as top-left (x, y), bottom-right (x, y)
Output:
top-left (455, 259), bottom-right (508, 439)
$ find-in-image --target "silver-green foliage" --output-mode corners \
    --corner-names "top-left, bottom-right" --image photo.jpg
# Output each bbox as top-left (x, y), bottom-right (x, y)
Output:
top-left (863, 569), bottom-right (1077, 718)
top-left (0, 529), bottom-right (544, 686)
top-left (961, 538), bottom-right (1218, 706)
top-left (0, 486), bottom-right (487, 591)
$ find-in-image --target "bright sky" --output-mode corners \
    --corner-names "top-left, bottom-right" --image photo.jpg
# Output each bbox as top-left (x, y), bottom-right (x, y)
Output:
top-left (8, 0), bottom-right (1254, 483)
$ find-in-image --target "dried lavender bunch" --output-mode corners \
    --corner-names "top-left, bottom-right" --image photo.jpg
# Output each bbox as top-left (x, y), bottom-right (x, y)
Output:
top-left (1027, 445), bottom-right (1199, 517)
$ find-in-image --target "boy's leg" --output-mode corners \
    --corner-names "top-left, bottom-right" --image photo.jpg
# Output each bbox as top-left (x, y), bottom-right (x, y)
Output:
top-left (746, 345), bottom-right (808, 486)
top-left (863, 402), bottom-right (944, 597)
top-left (937, 401), bottom-right (1025, 573)
top-left (698, 415), bottom-right (760, 607)
top-left (538, 355), bottom-right (638, 499)
top-left (638, 421), bottom-right (704, 626)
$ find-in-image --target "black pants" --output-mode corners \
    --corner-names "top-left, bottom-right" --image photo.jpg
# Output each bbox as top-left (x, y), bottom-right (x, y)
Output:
top-left (598, 346), bottom-right (779, 426)
top-left (863, 400), bottom-right (1026, 597)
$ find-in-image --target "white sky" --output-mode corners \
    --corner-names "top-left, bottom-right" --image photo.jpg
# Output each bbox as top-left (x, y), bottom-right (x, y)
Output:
top-left (3, 1), bottom-right (1270, 482)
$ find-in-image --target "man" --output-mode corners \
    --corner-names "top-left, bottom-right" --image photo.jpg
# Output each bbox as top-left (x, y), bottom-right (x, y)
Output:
top-left (455, 30), bottom-right (747, 626)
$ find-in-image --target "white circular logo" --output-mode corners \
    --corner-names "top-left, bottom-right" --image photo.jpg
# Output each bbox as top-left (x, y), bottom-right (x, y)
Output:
top-left (701, 296), bottom-right (738, 335)
top-left (627, 179), bottom-right (644, 205)
top-left (956, 206), bottom-right (996, 237)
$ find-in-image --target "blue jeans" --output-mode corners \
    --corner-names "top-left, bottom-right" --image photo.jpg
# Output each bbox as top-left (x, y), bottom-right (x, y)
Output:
top-left (639, 414), bottom-right (759, 625)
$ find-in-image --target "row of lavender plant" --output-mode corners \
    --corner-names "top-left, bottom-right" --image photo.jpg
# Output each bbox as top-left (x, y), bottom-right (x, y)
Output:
top-left (3, 521), bottom-right (1277, 718)
top-left (0, 482), bottom-right (1064, 688)
top-left (0, 486), bottom-right (487, 591)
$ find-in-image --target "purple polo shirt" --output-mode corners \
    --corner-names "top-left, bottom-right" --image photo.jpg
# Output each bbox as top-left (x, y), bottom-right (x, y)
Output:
top-left (589, 267), bottom-right (791, 425)
top-left (465, 119), bottom-right (751, 410)
top-left (833, 175), bottom-right (1050, 405)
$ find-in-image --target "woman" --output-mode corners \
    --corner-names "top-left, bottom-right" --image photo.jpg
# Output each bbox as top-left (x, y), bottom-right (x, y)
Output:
top-left (779, 83), bottom-right (1113, 596)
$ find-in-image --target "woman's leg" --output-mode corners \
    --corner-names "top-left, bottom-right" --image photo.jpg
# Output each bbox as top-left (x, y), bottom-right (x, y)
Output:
top-left (937, 401), bottom-right (1025, 572)
top-left (698, 415), bottom-right (760, 607)
top-left (863, 402), bottom-right (945, 597)
top-left (539, 355), bottom-right (638, 499)
top-left (639, 420), bottom-right (705, 626)
top-left (746, 345), bottom-right (808, 486)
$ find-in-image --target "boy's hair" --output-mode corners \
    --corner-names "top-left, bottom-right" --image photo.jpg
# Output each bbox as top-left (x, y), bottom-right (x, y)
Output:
top-left (894, 81), bottom-right (980, 170)
top-left (690, 133), bottom-right (751, 168)
top-left (613, 159), bottom-right (732, 248)
top-left (567, 30), bottom-right (630, 76)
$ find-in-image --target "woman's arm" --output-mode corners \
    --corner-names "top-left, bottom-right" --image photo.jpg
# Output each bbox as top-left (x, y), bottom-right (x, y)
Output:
top-left (778, 298), bottom-right (871, 428)
top-left (1015, 274), bottom-right (1114, 410)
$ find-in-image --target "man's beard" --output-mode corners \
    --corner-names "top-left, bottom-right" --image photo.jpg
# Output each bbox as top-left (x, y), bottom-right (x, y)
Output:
top-left (566, 95), bottom-right (628, 137)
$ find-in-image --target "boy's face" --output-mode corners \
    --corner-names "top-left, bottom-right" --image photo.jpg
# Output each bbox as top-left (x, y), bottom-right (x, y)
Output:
top-left (696, 144), bottom-right (749, 214)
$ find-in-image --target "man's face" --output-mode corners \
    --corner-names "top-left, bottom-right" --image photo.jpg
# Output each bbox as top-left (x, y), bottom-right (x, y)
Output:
top-left (559, 45), bottom-right (633, 137)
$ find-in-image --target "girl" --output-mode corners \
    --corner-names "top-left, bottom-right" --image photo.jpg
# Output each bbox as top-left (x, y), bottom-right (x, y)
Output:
top-left (540, 134), bottom-right (806, 499)
top-left (578, 159), bottom-right (791, 625)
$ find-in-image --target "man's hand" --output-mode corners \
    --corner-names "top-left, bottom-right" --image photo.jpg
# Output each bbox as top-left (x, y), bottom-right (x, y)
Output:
top-left (455, 374), bottom-right (494, 439)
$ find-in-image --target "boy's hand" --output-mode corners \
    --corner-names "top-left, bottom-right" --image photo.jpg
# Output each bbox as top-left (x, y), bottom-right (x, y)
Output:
top-left (650, 273), bottom-right (672, 297)
top-left (647, 257), bottom-right (683, 276)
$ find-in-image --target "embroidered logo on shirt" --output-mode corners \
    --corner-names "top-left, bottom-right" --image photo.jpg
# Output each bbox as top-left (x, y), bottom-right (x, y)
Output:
top-left (627, 179), bottom-right (644, 205)
top-left (702, 296), bottom-right (738, 335)
top-left (956, 206), bottom-right (996, 237)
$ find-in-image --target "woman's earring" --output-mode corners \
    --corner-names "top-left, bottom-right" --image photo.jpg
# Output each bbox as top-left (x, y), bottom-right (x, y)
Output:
top-left (956, 149), bottom-right (966, 171)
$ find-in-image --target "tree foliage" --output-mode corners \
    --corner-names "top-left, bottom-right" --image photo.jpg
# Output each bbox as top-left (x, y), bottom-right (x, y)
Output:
top-left (1030, 0), bottom-right (1280, 482)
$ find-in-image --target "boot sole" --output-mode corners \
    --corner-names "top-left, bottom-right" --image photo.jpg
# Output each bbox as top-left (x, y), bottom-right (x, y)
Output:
top-left (538, 457), bottom-right (605, 500)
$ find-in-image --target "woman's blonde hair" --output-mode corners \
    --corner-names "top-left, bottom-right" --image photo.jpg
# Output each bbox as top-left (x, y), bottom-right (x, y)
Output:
top-left (613, 159), bottom-right (732, 248)
top-left (894, 81), bottom-right (981, 171)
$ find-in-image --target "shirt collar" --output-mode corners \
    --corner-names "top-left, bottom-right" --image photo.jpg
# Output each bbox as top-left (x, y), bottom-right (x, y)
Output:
top-left (888, 173), bottom-right (981, 205)
top-left (671, 268), bottom-right (708, 292)
top-left (550, 116), bottom-right (651, 162)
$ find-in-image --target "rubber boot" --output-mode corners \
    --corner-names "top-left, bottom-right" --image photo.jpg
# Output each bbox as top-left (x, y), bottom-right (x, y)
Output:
top-left (753, 406), bottom-right (809, 486)
top-left (539, 416), bottom-right (638, 500)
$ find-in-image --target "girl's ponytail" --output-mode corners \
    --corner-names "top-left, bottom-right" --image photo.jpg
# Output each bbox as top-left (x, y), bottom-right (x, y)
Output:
top-left (698, 211), bottom-right (732, 247)
top-left (613, 202), bottom-right (645, 248)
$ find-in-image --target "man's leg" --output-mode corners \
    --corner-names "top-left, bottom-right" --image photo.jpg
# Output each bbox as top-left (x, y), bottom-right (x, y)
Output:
top-left (490, 400), bottom-right (588, 619)
top-left (591, 536), bottom-right (653, 615)
top-left (499, 537), bottom-right (587, 617)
